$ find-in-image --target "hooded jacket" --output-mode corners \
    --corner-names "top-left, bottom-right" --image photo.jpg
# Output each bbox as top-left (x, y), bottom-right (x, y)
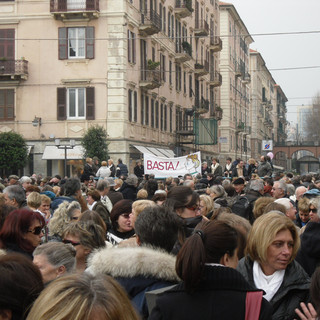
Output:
top-left (296, 222), bottom-right (320, 276)
top-left (237, 257), bottom-right (310, 320)
top-left (87, 246), bottom-right (179, 319)
top-left (149, 265), bottom-right (272, 320)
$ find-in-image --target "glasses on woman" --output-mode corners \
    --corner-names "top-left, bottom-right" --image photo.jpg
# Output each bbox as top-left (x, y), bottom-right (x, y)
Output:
top-left (28, 226), bottom-right (44, 235)
top-left (62, 239), bottom-right (81, 246)
top-left (186, 204), bottom-right (201, 211)
top-left (309, 208), bottom-right (318, 213)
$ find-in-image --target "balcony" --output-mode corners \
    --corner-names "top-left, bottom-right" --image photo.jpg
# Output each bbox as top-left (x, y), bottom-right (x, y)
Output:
top-left (244, 125), bottom-right (251, 135)
top-left (140, 69), bottom-right (161, 90)
top-left (194, 60), bottom-right (209, 76)
top-left (236, 121), bottom-right (245, 133)
top-left (235, 62), bottom-right (244, 77)
top-left (175, 41), bottom-right (192, 63)
top-left (174, 0), bottom-right (193, 18)
top-left (266, 119), bottom-right (273, 128)
top-left (194, 97), bottom-right (209, 114)
top-left (213, 106), bottom-right (223, 120)
top-left (209, 36), bottom-right (222, 52)
top-left (242, 72), bottom-right (251, 84)
top-left (50, 0), bottom-right (99, 20)
top-left (194, 19), bottom-right (209, 37)
top-left (209, 71), bottom-right (222, 87)
top-left (139, 10), bottom-right (161, 36)
top-left (0, 59), bottom-right (28, 81)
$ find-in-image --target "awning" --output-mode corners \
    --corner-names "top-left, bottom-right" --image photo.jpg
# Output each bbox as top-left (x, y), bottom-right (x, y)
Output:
top-left (42, 145), bottom-right (84, 160)
top-left (133, 145), bottom-right (175, 158)
top-left (26, 145), bottom-right (33, 155)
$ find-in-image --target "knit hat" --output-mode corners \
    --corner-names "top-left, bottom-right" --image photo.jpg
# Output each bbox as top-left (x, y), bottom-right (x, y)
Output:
top-left (233, 178), bottom-right (245, 185)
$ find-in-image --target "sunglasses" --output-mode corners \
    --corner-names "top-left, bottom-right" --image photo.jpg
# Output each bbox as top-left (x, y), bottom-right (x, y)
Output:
top-left (28, 226), bottom-right (44, 235)
top-left (310, 208), bottom-right (318, 213)
top-left (63, 239), bottom-right (81, 246)
top-left (186, 204), bottom-right (201, 211)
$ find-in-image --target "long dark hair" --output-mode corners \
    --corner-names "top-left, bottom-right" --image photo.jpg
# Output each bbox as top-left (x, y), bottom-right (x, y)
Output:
top-left (0, 209), bottom-right (45, 253)
top-left (176, 220), bottom-right (238, 292)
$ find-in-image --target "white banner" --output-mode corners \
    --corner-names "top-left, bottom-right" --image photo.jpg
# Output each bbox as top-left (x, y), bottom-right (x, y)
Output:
top-left (144, 152), bottom-right (202, 178)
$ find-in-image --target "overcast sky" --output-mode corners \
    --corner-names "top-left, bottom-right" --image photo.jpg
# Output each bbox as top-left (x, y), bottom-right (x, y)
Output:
top-left (228, 0), bottom-right (320, 124)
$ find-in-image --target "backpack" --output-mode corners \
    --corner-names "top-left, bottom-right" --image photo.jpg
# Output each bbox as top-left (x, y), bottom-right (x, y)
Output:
top-left (231, 195), bottom-right (250, 220)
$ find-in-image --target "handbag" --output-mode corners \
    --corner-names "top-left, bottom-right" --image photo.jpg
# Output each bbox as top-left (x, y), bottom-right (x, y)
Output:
top-left (245, 291), bottom-right (263, 320)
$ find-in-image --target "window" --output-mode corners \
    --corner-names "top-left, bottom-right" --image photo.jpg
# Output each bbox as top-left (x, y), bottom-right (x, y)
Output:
top-left (151, 99), bottom-right (155, 127)
top-left (128, 89), bottom-right (137, 122)
top-left (164, 104), bottom-right (167, 131)
top-left (58, 27), bottom-right (94, 60)
top-left (57, 87), bottom-right (94, 120)
top-left (169, 60), bottom-right (172, 86)
top-left (189, 74), bottom-right (193, 98)
top-left (168, 11), bottom-right (171, 37)
top-left (160, 103), bottom-right (164, 131)
top-left (155, 101), bottom-right (159, 129)
top-left (0, 89), bottom-right (14, 121)
top-left (183, 71), bottom-right (186, 94)
top-left (169, 105), bottom-right (172, 133)
top-left (160, 53), bottom-right (166, 82)
top-left (127, 30), bottom-right (136, 63)
top-left (141, 93), bottom-right (149, 125)
top-left (175, 65), bottom-right (181, 92)
top-left (0, 29), bottom-right (14, 59)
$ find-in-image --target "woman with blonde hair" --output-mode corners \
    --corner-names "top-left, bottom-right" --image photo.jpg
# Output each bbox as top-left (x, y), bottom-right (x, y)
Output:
top-left (199, 194), bottom-right (214, 218)
top-left (237, 212), bottom-right (310, 320)
top-left (26, 273), bottom-right (140, 320)
top-left (96, 161), bottom-right (111, 179)
top-left (48, 201), bottom-right (82, 242)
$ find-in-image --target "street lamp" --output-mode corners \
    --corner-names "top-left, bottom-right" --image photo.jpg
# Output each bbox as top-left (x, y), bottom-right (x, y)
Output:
top-left (55, 139), bottom-right (76, 177)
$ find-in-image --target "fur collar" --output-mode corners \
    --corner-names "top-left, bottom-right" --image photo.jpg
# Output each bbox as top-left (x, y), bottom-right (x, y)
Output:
top-left (87, 246), bottom-right (180, 282)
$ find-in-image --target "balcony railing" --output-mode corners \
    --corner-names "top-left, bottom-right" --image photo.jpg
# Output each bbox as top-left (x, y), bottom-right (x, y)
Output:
top-left (174, 0), bottom-right (193, 18)
top-left (213, 106), bottom-right (223, 120)
top-left (140, 69), bottom-right (161, 90)
top-left (194, 97), bottom-right (209, 114)
top-left (236, 121), bottom-right (245, 132)
top-left (194, 60), bottom-right (209, 76)
top-left (209, 36), bottom-right (222, 52)
top-left (209, 70), bottom-right (222, 87)
top-left (50, 0), bottom-right (99, 19)
top-left (194, 19), bottom-right (209, 37)
top-left (0, 59), bottom-right (28, 80)
top-left (242, 72), bottom-right (251, 83)
top-left (175, 41), bottom-right (192, 63)
top-left (139, 10), bottom-right (161, 36)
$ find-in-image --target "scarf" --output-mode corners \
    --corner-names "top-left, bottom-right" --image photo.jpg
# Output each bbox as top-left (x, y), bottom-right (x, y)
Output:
top-left (211, 163), bottom-right (219, 174)
top-left (253, 261), bottom-right (285, 301)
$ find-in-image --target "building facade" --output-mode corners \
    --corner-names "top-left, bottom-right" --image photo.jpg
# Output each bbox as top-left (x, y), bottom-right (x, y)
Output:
top-left (0, 0), bottom-right (224, 176)
top-left (219, 2), bottom-right (253, 164)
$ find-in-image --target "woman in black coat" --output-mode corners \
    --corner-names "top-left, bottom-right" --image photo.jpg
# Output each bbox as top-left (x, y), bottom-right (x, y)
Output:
top-left (149, 220), bottom-right (272, 320)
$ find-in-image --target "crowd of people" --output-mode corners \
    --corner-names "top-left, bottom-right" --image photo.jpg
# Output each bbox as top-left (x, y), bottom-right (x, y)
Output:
top-left (0, 154), bottom-right (320, 319)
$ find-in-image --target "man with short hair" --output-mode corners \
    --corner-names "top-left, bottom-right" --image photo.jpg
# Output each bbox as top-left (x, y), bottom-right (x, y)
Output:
top-left (183, 179), bottom-right (195, 191)
top-left (232, 177), bottom-right (245, 195)
top-left (3, 185), bottom-right (27, 208)
top-left (116, 158), bottom-right (128, 178)
top-left (87, 206), bottom-right (180, 318)
top-left (231, 160), bottom-right (248, 178)
top-left (8, 175), bottom-right (19, 186)
top-left (275, 198), bottom-right (297, 221)
top-left (96, 179), bottom-right (113, 213)
top-left (271, 180), bottom-right (287, 199)
top-left (257, 156), bottom-right (272, 177)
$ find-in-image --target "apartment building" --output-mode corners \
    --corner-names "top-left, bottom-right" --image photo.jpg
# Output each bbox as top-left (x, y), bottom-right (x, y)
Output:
top-left (0, 0), bottom-right (223, 176)
top-left (219, 2), bottom-right (253, 164)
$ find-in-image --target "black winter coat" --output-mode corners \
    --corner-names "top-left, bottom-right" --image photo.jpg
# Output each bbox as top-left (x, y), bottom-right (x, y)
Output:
top-left (296, 222), bottom-right (320, 276)
top-left (119, 182), bottom-right (137, 201)
top-left (237, 257), bottom-right (310, 320)
top-left (149, 265), bottom-right (272, 320)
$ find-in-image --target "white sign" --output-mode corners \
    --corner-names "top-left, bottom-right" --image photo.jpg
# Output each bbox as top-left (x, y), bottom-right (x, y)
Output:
top-left (219, 137), bottom-right (228, 144)
top-left (262, 140), bottom-right (273, 151)
top-left (144, 152), bottom-right (202, 178)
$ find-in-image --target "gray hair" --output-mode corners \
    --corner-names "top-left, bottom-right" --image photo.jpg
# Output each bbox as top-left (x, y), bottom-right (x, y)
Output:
top-left (249, 179), bottom-right (264, 192)
top-left (274, 198), bottom-right (291, 211)
top-left (210, 185), bottom-right (226, 198)
top-left (96, 179), bottom-right (109, 191)
top-left (295, 186), bottom-right (307, 197)
top-left (33, 242), bottom-right (76, 273)
top-left (19, 176), bottom-right (32, 184)
top-left (125, 174), bottom-right (138, 186)
top-left (3, 185), bottom-right (26, 206)
top-left (286, 184), bottom-right (295, 197)
top-left (183, 180), bottom-right (194, 188)
top-left (275, 180), bottom-right (287, 194)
